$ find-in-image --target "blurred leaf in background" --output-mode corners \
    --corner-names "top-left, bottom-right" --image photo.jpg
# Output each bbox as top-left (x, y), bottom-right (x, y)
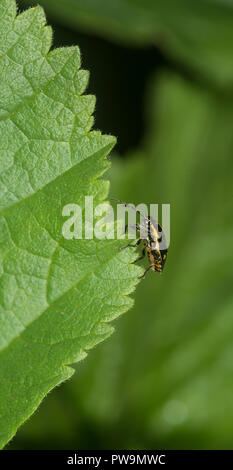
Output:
top-left (21, 0), bottom-right (233, 88)
top-left (10, 0), bottom-right (233, 449)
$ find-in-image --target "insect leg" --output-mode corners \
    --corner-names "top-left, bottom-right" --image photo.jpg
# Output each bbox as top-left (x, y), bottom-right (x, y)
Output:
top-left (119, 238), bottom-right (142, 251)
top-left (125, 223), bottom-right (143, 234)
top-left (136, 244), bottom-right (146, 261)
top-left (125, 223), bottom-right (136, 234)
top-left (138, 265), bottom-right (152, 279)
top-left (124, 224), bottom-right (148, 241)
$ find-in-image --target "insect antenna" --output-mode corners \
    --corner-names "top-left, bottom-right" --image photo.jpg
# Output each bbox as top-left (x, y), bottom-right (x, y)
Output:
top-left (110, 198), bottom-right (148, 223)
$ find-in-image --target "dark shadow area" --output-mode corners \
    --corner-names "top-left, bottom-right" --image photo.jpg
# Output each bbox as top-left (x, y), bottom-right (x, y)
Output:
top-left (50, 22), bottom-right (166, 155)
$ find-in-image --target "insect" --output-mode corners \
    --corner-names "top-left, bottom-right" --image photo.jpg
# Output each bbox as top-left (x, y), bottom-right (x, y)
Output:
top-left (111, 198), bottom-right (168, 278)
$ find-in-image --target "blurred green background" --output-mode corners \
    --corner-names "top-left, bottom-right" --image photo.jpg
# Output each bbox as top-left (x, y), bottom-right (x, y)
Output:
top-left (9, 0), bottom-right (233, 449)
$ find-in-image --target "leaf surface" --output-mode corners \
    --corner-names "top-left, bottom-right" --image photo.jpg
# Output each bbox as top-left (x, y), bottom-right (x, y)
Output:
top-left (0, 0), bottom-right (141, 448)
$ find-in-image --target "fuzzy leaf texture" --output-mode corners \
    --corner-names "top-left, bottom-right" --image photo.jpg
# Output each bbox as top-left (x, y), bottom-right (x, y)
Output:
top-left (0, 0), bottom-right (141, 448)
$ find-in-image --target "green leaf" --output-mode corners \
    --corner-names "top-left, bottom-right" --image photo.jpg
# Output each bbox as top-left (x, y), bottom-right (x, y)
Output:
top-left (20, 0), bottom-right (233, 87)
top-left (0, 0), bottom-right (141, 448)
